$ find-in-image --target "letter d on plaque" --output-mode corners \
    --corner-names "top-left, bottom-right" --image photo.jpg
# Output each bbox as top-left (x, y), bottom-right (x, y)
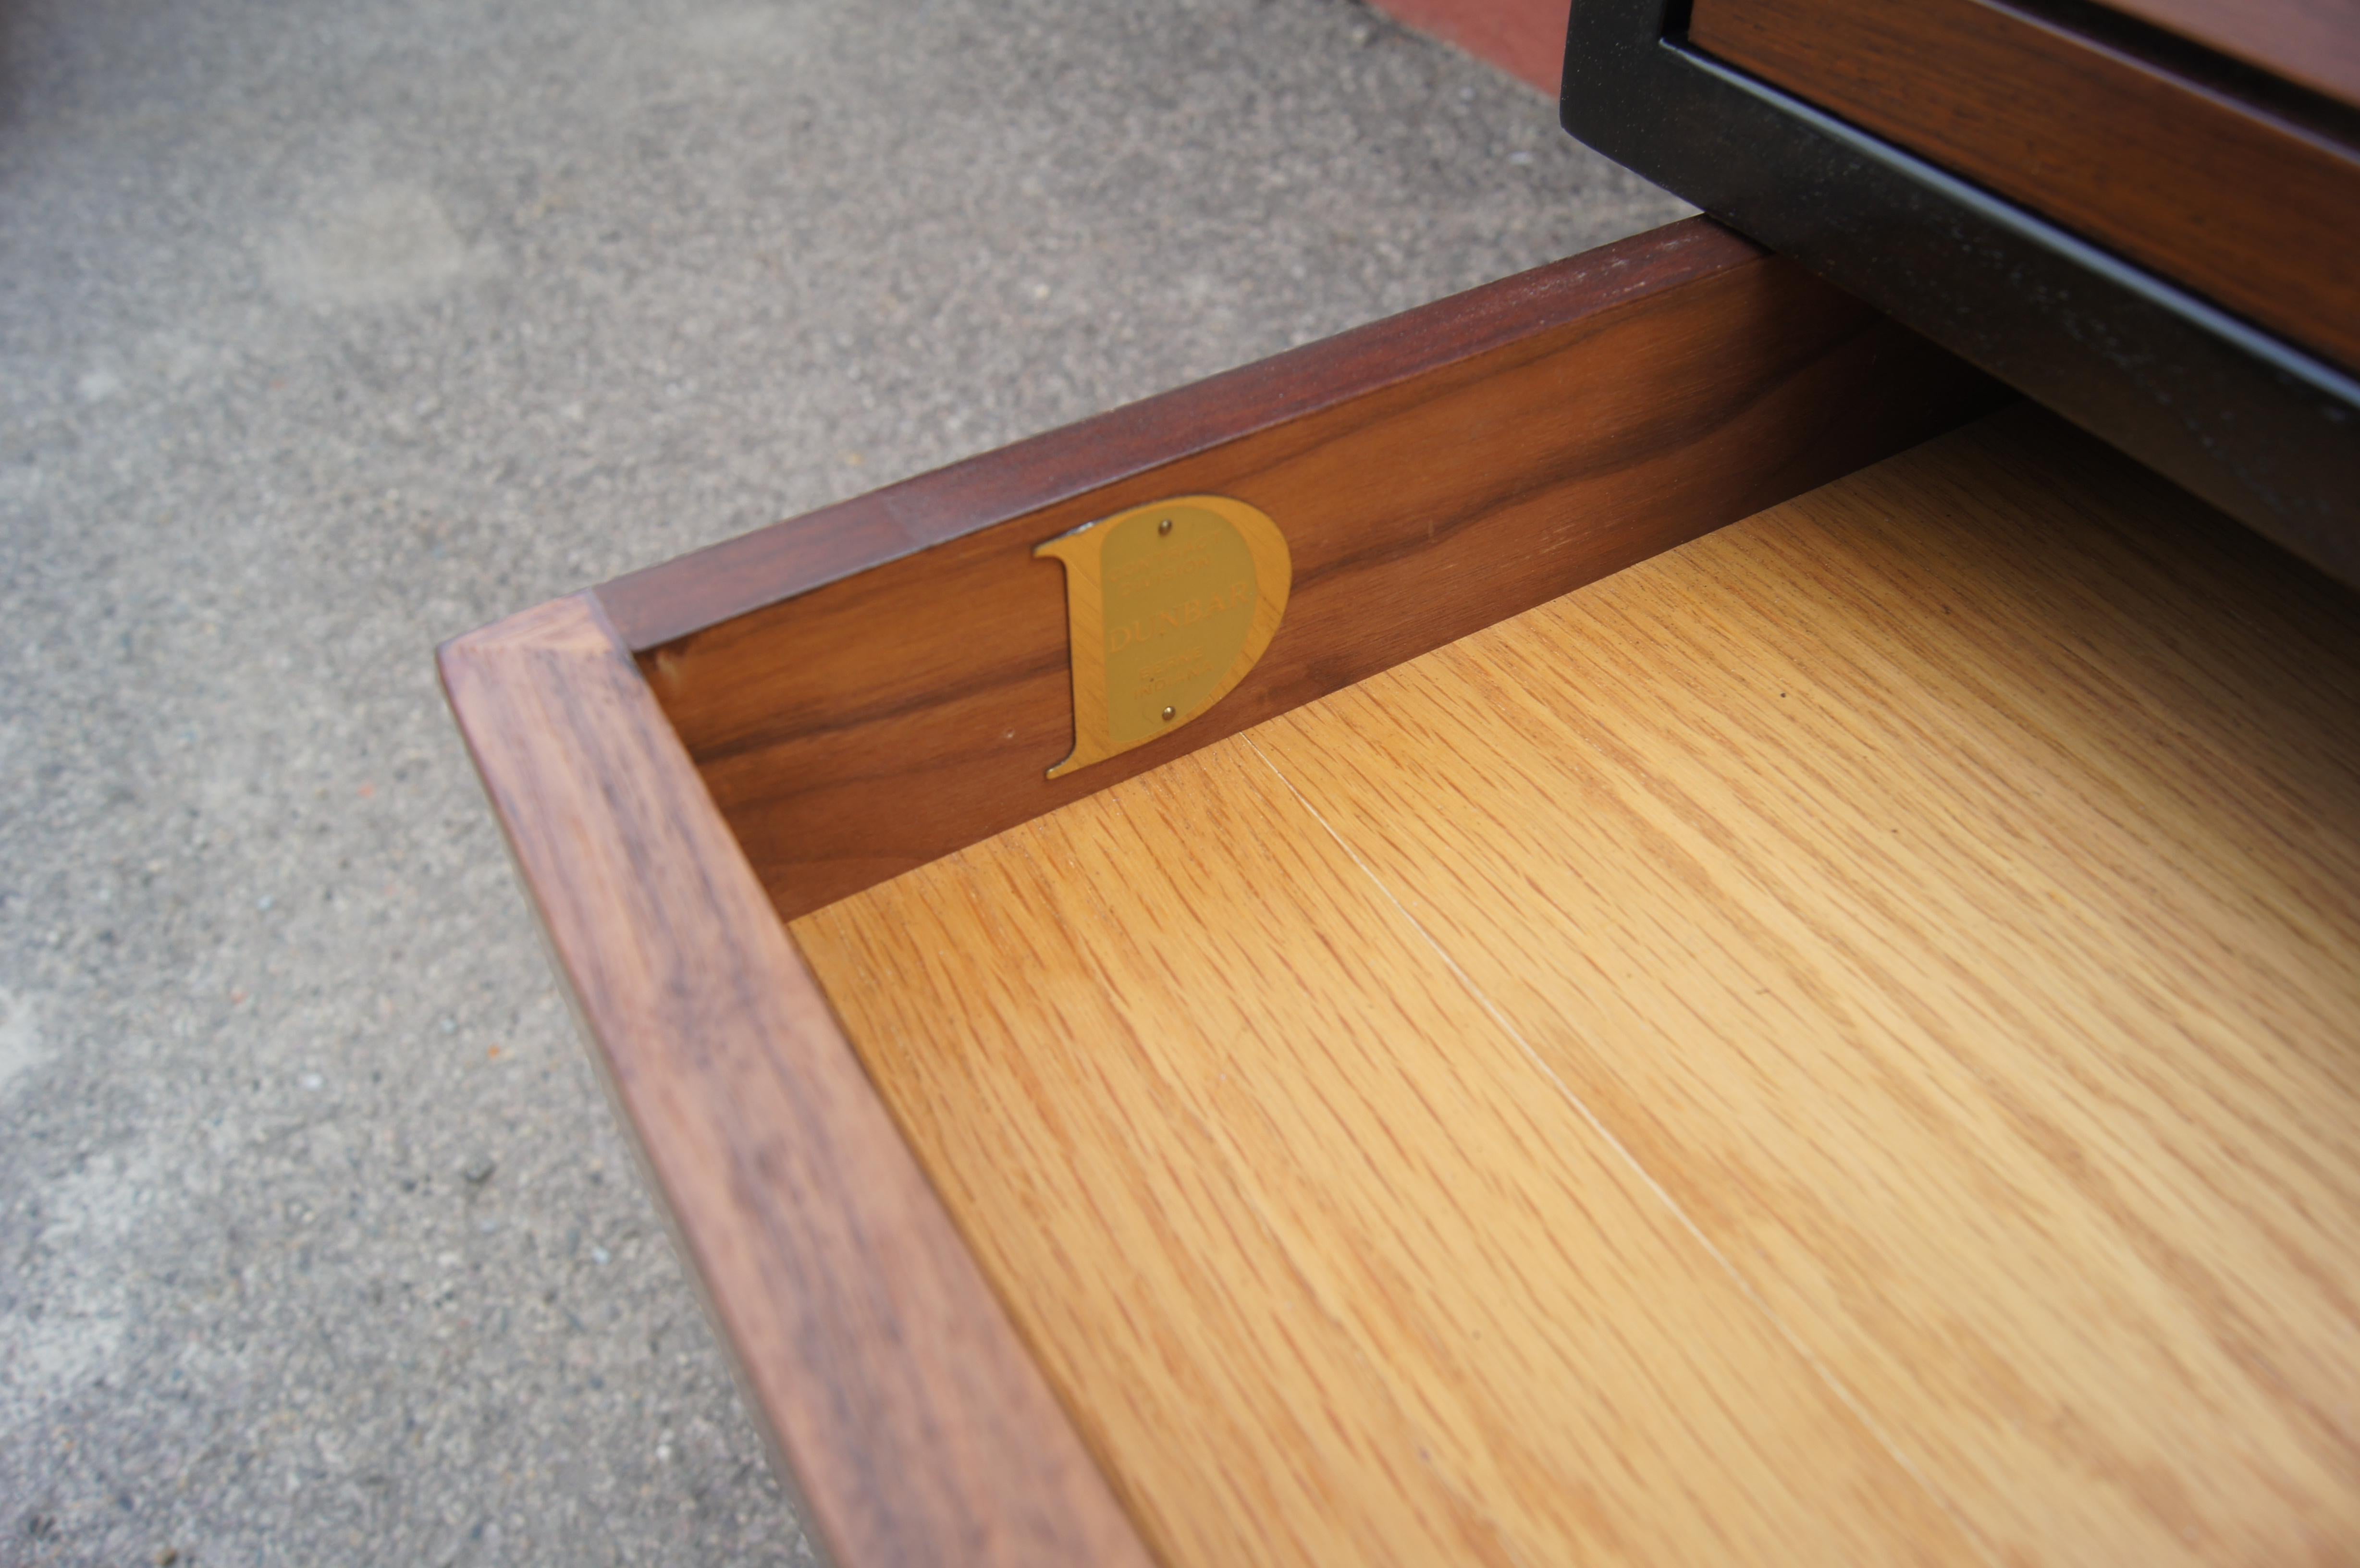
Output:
top-left (1034, 495), bottom-right (1291, 778)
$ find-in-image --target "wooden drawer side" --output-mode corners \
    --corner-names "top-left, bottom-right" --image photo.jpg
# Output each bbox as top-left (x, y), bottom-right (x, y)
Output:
top-left (437, 596), bottom-right (1155, 1568)
top-left (605, 218), bottom-right (2003, 922)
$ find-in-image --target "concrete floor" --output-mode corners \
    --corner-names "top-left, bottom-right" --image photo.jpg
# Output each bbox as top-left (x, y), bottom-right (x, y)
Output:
top-left (0, 1), bottom-right (1686, 1562)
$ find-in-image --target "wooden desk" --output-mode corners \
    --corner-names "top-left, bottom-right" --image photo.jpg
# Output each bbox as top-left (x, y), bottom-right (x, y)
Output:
top-left (441, 10), bottom-right (2360, 1544)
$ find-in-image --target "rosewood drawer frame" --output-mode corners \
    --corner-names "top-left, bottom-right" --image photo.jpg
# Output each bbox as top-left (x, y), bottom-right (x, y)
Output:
top-left (440, 219), bottom-right (2001, 1568)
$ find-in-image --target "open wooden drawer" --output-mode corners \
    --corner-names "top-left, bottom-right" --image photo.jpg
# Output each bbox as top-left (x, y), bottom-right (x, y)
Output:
top-left (440, 218), bottom-right (2360, 1566)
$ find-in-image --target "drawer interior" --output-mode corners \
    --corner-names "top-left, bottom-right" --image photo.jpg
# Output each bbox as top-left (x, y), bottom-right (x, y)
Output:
top-left (789, 405), bottom-right (2360, 1566)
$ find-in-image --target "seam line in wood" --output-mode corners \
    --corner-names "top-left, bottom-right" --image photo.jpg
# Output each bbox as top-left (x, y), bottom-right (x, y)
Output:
top-left (1238, 727), bottom-right (2004, 1567)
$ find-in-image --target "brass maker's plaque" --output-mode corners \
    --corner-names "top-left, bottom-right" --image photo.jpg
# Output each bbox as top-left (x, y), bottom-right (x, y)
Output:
top-left (1034, 495), bottom-right (1291, 778)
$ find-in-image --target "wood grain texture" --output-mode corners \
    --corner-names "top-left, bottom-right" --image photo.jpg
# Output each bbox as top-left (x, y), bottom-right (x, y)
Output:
top-left (2100, 0), bottom-right (2360, 112)
top-left (1252, 404), bottom-right (2360, 1563)
top-left (598, 219), bottom-right (1758, 654)
top-left (797, 404), bottom-right (2360, 1564)
top-left (792, 742), bottom-right (1982, 1568)
top-left (1688, 0), bottom-right (2360, 372)
top-left (616, 220), bottom-right (2001, 922)
top-left (436, 595), bottom-right (1154, 1568)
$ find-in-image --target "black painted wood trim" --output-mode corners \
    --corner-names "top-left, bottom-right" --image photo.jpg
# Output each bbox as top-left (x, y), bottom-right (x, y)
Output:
top-left (1559, 0), bottom-right (2360, 586)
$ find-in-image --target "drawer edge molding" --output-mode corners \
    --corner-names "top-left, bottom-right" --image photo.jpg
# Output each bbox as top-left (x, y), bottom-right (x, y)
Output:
top-left (436, 593), bottom-right (1158, 1568)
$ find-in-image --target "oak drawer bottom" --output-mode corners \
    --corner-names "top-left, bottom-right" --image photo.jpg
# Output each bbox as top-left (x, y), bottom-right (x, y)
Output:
top-left (793, 404), bottom-right (2360, 1567)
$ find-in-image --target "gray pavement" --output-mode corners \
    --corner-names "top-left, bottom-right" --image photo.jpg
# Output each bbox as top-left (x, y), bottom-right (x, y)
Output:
top-left (0, 1), bottom-right (1685, 1562)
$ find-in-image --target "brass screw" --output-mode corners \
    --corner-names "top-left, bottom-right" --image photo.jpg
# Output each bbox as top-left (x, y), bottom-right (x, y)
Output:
top-left (1161, 705), bottom-right (1176, 721)
top-left (1157, 517), bottom-right (1173, 535)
